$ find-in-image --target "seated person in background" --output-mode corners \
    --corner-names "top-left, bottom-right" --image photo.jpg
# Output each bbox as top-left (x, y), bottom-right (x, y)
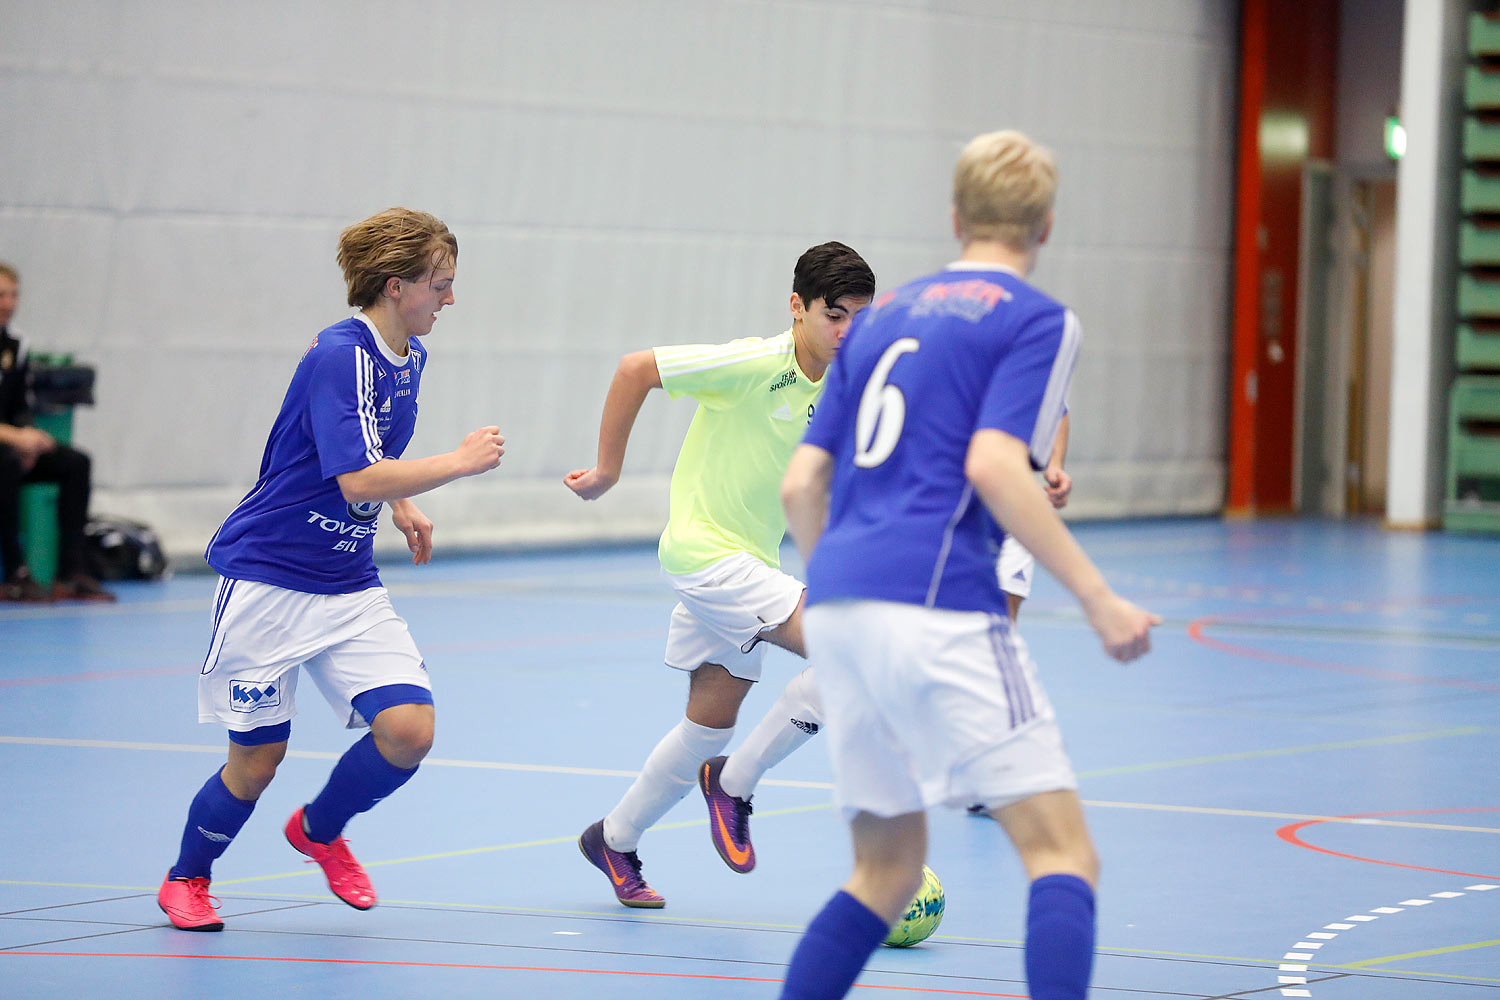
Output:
top-left (0, 262), bottom-right (115, 602)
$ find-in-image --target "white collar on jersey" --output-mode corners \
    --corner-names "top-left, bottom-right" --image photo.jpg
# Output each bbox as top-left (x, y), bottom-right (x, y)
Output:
top-left (943, 261), bottom-right (1024, 276)
top-left (353, 312), bottom-right (414, 367)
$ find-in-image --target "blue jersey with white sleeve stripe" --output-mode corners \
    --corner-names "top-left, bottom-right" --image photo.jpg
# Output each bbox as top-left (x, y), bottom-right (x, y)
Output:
top-left (205, 315), bottom-right (425, 594)
top-left (803, 264), bottom-right (1079, 614)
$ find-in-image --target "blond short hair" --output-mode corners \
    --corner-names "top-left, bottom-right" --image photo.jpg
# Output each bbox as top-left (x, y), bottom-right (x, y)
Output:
top-left (0, 262), bottom-right (18, 285)
top-left (952, 131), bottom-right (1057, 251)
top-left (337, 208), bottom-right (458, 308)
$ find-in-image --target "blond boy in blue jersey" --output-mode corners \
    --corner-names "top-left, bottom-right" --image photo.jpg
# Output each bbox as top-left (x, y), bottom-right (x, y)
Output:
top-left (564, 242), bottom-right (874, 907)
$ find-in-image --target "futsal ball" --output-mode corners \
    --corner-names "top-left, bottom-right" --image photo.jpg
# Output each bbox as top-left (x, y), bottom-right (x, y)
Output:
top-left (883, 865), bottom-right (945, 947)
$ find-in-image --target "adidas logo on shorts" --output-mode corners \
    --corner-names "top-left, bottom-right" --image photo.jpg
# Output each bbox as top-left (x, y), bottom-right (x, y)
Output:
top-left (790, 717), bottom-right (820, 735)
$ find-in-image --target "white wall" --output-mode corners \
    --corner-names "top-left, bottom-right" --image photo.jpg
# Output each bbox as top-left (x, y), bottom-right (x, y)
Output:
top-left (0, 0), bottom-right (1239, 559)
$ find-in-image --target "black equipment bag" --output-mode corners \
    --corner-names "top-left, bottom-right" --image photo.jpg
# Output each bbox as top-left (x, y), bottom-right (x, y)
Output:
top-left (84, 516), bottom-right (170, 581)
top-left (29, 361), bottom-right (96, 409)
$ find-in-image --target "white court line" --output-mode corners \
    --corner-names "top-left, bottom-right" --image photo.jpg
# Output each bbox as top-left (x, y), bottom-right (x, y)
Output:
top-left (0, 567), bottom-right (674, 622)
top-left (8, 736), bottom-right (1500, 811)
top-left (8, 734), bottom-right (1500, 815)
top-left (0, 735), bottom-right (834, 788)
top-left (1277, 882), bottom-right (1497, 997)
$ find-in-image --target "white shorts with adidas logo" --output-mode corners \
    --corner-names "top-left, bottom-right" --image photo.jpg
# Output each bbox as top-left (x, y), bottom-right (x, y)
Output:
top-left (998, 535), bottom-right (1035, 599)
top-left (197, 577), bottom-right (431, 734)
top-left (805, 599), bottom-right (1076, 821)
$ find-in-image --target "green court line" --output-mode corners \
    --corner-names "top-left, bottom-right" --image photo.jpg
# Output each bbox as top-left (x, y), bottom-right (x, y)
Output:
top-left (214, 803), bottom-right (835, 886)
top-left (1335, 938), bottom-right (1500, 969)
top-left (1079, 727), bottom-right (1482, 779)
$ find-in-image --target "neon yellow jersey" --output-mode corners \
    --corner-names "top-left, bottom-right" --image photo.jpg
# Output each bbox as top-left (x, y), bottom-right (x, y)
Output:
top-left (655, 330), bottom-right (823, 574)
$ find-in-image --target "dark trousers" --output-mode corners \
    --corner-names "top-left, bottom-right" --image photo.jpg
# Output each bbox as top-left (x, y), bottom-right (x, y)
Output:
top-left (0, 442), bottom-right (92, 580)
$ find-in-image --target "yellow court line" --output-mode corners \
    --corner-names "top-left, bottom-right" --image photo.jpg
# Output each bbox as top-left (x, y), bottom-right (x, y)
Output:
top-left (1336, 938), bottom-right (1500, 969)
top-left (1079, 727), bottom-right (1482, 778)
top-left (0, 878), bottom-right (808, 932)
top-left (214, 803), bottom-right (834, 886)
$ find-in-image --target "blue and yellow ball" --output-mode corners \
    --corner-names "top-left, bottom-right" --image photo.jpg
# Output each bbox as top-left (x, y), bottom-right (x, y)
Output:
top-left (883, 865), bottom-right (945, 947)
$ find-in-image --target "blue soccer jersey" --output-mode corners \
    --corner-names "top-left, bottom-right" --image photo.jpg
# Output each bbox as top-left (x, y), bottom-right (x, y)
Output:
top-left (206, 315), bottom-right (425, 594)
top-left (804, 263), bottom-right (1079, 613)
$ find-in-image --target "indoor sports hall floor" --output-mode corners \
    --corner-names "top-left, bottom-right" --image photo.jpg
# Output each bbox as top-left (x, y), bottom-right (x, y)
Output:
top-left (2, 518), bottom-right (1497, 999)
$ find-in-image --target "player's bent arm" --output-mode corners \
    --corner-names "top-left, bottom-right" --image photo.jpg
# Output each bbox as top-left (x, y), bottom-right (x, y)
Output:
top-left (564, 349), bottom-right (662, 499)
top-left (337, 426), bottom-right (505, 504)
top-left (966, 428), bottom-right (1157, 662)
top-left (781, 443), bottom-right (834, 565)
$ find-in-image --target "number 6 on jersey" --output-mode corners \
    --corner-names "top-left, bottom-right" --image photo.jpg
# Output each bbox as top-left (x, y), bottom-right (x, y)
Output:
top-left (853, 337), bottom-right (920, 468)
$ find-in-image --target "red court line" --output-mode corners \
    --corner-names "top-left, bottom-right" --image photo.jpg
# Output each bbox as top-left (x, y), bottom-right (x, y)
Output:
top-left (0, 951), bottom-right (1027, 997)
top-left (1277, 807), bottom-right (1500, 880)
top-left (1186, 617), bottom-right (1500, 693)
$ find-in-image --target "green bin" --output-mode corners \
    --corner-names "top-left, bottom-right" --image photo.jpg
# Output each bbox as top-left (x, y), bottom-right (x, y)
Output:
top-left (1446, 374), bottom-right (1500, 533)
top-left (17, 408), bottom-right (75, 587)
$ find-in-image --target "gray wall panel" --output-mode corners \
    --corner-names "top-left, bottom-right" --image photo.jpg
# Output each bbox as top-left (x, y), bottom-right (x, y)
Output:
top-left (0, 0), bottom-right (1237, 556)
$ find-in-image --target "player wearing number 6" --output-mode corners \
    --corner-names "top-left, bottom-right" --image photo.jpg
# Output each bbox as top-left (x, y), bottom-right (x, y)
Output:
top-left (777, 131), bottom-right (1159, 1000)
top-left (156, 209), bottom-right (507, 932)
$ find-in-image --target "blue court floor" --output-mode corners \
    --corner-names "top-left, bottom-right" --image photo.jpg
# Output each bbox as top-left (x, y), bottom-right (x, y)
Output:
top-left (2, 517), bottom-right (1498, 999)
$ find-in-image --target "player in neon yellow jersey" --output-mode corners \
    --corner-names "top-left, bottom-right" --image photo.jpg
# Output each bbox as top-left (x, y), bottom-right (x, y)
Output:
top-left (565, 242), bottom-right (874, 907)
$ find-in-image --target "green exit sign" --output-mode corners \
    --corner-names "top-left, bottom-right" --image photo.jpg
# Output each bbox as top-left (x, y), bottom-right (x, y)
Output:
top-left (1385, 116), bottom-right (1405, 160)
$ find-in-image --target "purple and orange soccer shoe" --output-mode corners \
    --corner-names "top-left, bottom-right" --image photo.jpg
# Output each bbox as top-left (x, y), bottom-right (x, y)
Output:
top-left (699, 755), bottom-right (756, 873)
top-left (578, 819), bottom-right (665, 908)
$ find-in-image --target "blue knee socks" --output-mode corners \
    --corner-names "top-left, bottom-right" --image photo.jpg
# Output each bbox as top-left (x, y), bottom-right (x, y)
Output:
top-left (169, 768), bottom-right (255, 880)
top-left (1025, 873), bottom-right (1096, 1000)
top-left (302, 732), bottom-right (418, 844)
top-left (779, 890), bottom-right (889, 999)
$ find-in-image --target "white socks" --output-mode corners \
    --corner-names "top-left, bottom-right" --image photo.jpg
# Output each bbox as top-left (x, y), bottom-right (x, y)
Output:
top-left (719, 667), bottom-right (824, 800)
top-left (604, 717), bottom-right (733, 852)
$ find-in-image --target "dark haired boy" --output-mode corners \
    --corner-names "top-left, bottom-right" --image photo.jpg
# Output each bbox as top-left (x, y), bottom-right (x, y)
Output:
top-left (565, 241), bottom-right (875, 907)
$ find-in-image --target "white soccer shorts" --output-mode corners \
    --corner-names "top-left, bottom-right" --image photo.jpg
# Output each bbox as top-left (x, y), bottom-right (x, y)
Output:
top-left (198, 577), bottom-right (431, 734)
top-left (662, 551), bottom-right (805, 681)
top-left (804, 600), bottom-right (1077, 820)
top-left (998, 535), bottom-right (1035, 599)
